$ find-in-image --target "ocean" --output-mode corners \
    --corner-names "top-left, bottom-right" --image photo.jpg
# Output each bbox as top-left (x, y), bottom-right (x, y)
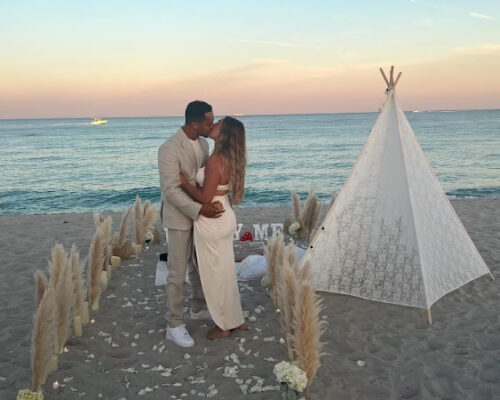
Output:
top-left (1, 110), bottom-right (499, 215)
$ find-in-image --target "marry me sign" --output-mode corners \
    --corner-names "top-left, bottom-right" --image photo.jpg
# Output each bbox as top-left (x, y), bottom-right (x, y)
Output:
top-left (234, 223), bottom-right (283, 241)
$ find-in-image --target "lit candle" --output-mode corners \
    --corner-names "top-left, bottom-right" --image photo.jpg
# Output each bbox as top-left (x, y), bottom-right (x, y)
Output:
top-left (111, 256), bottom-right (121, 269)
top-left (64, 346), bottom-right (69, 353)
top-left (100, 271), bottom-right (108, 291)
top-left (82, 302), bottom-right (90, 325)
top-left (134, 244), bottom-right (142, 255)
top-left (74, 316), bottom-right (83, 337)
top-left (91, 296), bottom-right (100, 311)
top-left (90, 318), bottom-right (96, 324)
top-left (279, 337), bottom-right (285, 344)
top-left (52, 381), bottom-right (60, 389)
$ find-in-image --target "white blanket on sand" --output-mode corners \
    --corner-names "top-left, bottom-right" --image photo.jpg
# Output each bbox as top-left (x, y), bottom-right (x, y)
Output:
top-left (155, 246), bottom-right (306, 286)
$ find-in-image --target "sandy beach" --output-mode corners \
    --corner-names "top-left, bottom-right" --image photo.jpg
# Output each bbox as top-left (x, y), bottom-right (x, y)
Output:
top-left (1, 198), bottom-right (499, 399)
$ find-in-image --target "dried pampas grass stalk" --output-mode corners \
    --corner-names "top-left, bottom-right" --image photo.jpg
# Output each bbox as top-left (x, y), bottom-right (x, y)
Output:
top-left (153, 227), bottom-right (162, 244)
top-left (291, 191), bottom-right (302, 222)
top-left (287, 242), bottom-right (297, 274)
top-left (70, 245), bottom-right (85, 318)
top-left (297, 260), bottom-right (311, 283)
top-left (264, 234), bottom-right (285, 307)
top-left (88, 228), bottom-right (104, 311)
top-left (283, 218), bottom-right (292, 235)
top-left (55, 254), bottom-right (72, 354)
top-left (48, 243), bottom-right (66, 288)
top-left (93, 212), bottom-right (104, 230)
top-left (283, 265), bottom-right (298, 361)
top-left (118, 207), bottom-right (132, 247)
top-left (102, 216), bottom-right (113, 268)
top-left (275, 257), bottom-right (290, 340)
top-left (70, 245), bottom-right (85, 336)
top-left (143, 199), bottom-right (151, 216)
top-left (134, 196), bottom-right (144, 245)
top-left (309, 198), bottom-right (322, 239)
top-left (143, 206), bottom-right (158, 237)
top-left (31, 287), bottom-right (57, 392)
top-left (116, 241), bottom-right (135, 260)
top-left (299, 189), bottom-right (316, 239)
top-left (291, 280), bottom-right (325, 389)
top-left (34, 271), bottom-right (49, 308)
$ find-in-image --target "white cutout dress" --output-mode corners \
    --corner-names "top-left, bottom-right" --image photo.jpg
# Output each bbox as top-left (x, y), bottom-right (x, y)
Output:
top-left (193, 167), bottom-right (245, 330)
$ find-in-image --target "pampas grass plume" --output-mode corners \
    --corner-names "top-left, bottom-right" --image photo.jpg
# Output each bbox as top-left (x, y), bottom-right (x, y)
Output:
top-left (70, 245), bottom-right (85, 319)
top-left (142, 199), bottom-right (151, 217)
top-left (291, 280), bottom-right (325, 387)
top-left (297, 260), bottom-right (311, 283)
top-left (116, 241), bottom-right (135, 260)
top-left (287, 242), bottom-right (297, 273)
top-left (102, 216), bottom-right (113, 268)
top-left (299, 189), bottom-right (316, 239)
top-left (55, 254), bottom-right (73, 354)
top-left (153, 227), bottom-right (162, 244)
top-left (48, 243), bottom-right (66, 288)
top-left (34, 271), bottom-right (49, 308)
top-left (88, 228), bottom-right (104, 310)
top-left (31, 287), bottom-right (57, 392)
top-left (264, 234), bottom-right (284, 306)
top-left (309, 198), bottom-right (322, 239)
top-left (118, 207), bottom-right (132, 246)
top-left (291, 192), bottom-right (302, 222)
top-left (93, 212), bottom-right (104, 230)
top-left (143, 205), bottom-right (158, 236)
top-left (134, 196), bottom-right (144, 245)
top-left (283, 265), bottom-right (298, 361)
top-left (275, 260), bottom-right (289, 340)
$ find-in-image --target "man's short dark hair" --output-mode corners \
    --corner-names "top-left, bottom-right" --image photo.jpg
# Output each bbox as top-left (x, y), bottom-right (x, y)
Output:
top-left (185, 101), bottom-right (212, 124)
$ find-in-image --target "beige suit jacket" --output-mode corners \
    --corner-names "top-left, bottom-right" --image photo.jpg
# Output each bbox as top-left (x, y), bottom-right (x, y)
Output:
top-left (158, 128), bottom-right (209, 230)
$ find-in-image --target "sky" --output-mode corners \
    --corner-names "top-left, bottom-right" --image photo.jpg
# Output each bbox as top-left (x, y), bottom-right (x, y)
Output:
top-left (0, 0), bottom-right (499, 118)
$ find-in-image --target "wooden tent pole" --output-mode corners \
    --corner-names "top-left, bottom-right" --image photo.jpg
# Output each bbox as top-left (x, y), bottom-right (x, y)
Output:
top-left (389, 66), bottom-right (395, 87)
top-left (394, 72), bottom-right (402, 88)
top-left (380, 68), bottom-right (390, 88)
top-left (427, 308), bottom-right (433, 326)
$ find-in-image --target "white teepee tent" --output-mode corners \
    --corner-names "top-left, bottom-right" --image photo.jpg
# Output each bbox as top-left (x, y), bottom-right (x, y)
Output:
top-left (301, 67), bottom-right (492, 322)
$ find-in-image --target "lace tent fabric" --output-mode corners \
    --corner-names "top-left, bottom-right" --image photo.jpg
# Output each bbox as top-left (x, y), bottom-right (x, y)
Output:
top-left (301, 67), bottom-right (493, 323)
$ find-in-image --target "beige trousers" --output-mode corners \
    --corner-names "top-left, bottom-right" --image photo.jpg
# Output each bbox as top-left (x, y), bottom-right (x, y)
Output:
top-left (166, 228), bottom-right (206, 328)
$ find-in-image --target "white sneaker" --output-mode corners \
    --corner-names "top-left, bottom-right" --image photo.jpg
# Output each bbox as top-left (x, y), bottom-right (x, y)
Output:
top-left (165, 325), bottom-right (195, 347)
top-left (190, 309), bottom-right (212, 321)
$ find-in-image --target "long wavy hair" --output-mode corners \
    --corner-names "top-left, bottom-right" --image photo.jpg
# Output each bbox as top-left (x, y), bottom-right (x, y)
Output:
top-left (213, 116), bottom-right (246, 204)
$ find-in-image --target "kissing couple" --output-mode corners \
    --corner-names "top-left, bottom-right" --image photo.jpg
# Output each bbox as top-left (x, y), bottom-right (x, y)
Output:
top-left (158, 100), bottom-right (248, 347)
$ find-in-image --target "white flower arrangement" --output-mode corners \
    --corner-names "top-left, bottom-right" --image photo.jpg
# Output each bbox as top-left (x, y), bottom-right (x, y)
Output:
top-left (144, 230), bottom-right (154, 242)
top-left (288, 222), bottom-right (301, 236)
top-left (273, 361), bottom-right (308, 393)
top-left (17, 390), bottom-right (44, 400)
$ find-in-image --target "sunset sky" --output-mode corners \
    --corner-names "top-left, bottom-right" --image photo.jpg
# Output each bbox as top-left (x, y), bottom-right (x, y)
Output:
top-left (1, 0), bottom-right (499, 118)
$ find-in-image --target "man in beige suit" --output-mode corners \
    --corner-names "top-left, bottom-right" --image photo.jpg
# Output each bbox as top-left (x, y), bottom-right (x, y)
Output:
top-left (158, 101), bottom-right (222, 347)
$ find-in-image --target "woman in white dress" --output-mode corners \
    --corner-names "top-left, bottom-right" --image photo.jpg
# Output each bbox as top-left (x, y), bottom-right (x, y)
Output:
top-left (180, 116), bottom-right (248, 340)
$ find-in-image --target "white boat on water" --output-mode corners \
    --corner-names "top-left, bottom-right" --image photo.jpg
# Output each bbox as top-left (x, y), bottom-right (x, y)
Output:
top-left (89, 117), bottom-right (108, 125)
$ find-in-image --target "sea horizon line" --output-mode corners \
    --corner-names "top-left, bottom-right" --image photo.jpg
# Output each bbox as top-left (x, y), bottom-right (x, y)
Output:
top-left (1, 107), bottom-right (500, 121)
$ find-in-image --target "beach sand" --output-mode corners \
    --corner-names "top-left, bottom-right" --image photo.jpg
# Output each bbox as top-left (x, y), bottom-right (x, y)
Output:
top-left (1, 198), bottom-right (499, 399)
